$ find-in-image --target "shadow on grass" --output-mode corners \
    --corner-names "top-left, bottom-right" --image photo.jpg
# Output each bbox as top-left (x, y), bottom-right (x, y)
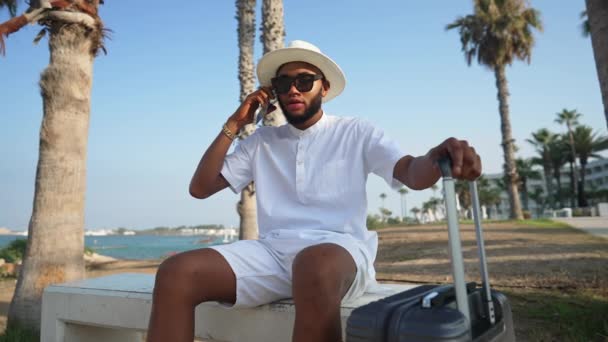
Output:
top-left (504, 288), bottom-right (608, 342)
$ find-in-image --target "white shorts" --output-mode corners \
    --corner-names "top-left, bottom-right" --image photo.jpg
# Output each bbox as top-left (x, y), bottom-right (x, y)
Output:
top-left (209, 229), bottom-right (375, 308)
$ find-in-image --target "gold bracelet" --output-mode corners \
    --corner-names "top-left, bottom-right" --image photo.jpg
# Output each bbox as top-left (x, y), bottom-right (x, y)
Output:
top-left (222, 123), bottom-right (237, 141)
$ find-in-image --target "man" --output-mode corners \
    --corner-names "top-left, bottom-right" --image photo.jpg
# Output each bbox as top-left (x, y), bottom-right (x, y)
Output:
top-left (147, 40), bottom-right (481, 342)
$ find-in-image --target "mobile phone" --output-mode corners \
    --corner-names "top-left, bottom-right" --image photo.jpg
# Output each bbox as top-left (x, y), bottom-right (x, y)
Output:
top-left (256, 94), bottom-right (278, 124)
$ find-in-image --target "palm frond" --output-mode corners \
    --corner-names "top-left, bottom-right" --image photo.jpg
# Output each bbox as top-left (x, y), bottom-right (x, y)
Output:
top-left (446, 0), bottom-right (542, 69)
top-left (0, 0), bottom-right (18, 17)
top-left (580, 10), bottom-right (590, 37)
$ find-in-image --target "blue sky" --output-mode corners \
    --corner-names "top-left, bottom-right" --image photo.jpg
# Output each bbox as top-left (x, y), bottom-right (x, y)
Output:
top-left (0, 1), bottom-right (605, 231)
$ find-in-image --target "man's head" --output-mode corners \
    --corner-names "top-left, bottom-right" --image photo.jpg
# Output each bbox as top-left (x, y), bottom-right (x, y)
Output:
top-left (273, 61), bottom-right (329, 125)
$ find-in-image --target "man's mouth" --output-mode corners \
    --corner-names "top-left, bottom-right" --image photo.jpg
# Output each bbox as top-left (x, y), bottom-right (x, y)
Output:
top-left (287, 100), bottom-right (305, 112)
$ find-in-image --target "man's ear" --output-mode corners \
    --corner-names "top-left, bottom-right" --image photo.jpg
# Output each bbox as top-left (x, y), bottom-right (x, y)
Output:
top-left (322, 80), bottom-right (330, 97)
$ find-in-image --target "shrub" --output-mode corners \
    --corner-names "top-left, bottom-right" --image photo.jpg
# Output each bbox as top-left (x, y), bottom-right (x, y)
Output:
top-left (0, 239), bottom-right (27, 263)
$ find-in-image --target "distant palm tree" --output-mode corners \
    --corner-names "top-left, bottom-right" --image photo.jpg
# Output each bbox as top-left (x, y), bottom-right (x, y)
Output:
top-left (548, 138), bottom-right (569, 208)
top-left (447, 0), bottom-right (542, 220)
top-left (572, 125), bottom-right (608, 206)
top-left (528, 187), bottom-right (546, 217)
top-left (235, 0), bottom-right (258, 240)
top-left (515, 158), bottom-right (541, 211)
top-left (555, 109), bottom-right (582, 208)
top-left (477, 176), bottom-right (502, 219)
top-left (1, 0), bottom-right (106, 330)
top-left (584, 0), bottom-right (608, 130)
top-left (379, 193), bottom-right (387, 209)
top-left (455, 180), bottom-right (472, 218)
top-left (526, 128), bottom-right (556, 209)
top-left (422, 197), bottom-right (442, 221)
top-left (398, 187), bottom-right (409, 221)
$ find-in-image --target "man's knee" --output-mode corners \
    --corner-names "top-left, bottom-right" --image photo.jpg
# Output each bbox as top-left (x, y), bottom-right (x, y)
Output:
top-left (292, 243), bottom-right (356, 302)
top-left (154, 253), bottom-right (196, 295)
top-left (153, 248), bottom-right (234, 303)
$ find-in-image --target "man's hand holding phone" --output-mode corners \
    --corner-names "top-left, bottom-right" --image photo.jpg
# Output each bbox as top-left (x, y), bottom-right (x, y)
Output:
top-left (227, 87), bottom-right (277, 134)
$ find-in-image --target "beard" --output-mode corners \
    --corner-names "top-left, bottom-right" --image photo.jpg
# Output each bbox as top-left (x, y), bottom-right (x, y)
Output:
top-left (278, 89), bottom-right (323, 126)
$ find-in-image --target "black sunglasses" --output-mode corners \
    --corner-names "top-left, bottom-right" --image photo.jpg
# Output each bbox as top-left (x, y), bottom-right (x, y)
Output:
top-left (271, 73), bottom-right (324, 94)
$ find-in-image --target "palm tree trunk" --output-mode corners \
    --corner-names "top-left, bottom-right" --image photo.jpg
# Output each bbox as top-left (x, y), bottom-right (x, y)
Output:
top-left (521, 179), bottom-right (530, 211)
top-left (260, 0), bottom-right (286, 127)
top-left (542, 154), bottom-right (554, 209)
top-left (553, 169), bottom-right (563, 208)
top-left (579, 160), bottom-right (589, 207)
top-left (566, 125), bottom-right (579, 208)
top-left (586, 0), bottom-right (608, 130)
top-left (568, 160), bottom-right (576, 208)
top-left (261, 0), bottom-right (284, 54)
top-left (238, 183), bottom-right (258, 240)
top-left (8, 22), bottom-right (94, 329)
top-left (236, 0), bottom-right (258, 240)
top-left (494, 66), bottom-right (524, 219)
top-left (543, 167), bottom-right (554, 209)
top-left (237, 0), bottom-right (256, 104)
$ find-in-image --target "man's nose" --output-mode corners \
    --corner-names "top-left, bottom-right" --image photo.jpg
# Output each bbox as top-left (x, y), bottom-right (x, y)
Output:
top-left (287, 82), bottom-right (300, 95)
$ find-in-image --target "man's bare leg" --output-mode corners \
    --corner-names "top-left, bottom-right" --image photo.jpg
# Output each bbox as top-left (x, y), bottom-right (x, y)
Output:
top-left (146, 248), bottom-right (236, 342)
top-left (292, 243), bottom-right (357, 342)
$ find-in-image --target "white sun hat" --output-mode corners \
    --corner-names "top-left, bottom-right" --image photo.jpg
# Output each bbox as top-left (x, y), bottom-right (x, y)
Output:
top-left (256, 40), bottom-right (346, 102)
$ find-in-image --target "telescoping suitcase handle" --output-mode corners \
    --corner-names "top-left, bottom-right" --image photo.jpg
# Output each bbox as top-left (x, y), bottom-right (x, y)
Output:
top-left (437, 157), bottom-right (496, 327)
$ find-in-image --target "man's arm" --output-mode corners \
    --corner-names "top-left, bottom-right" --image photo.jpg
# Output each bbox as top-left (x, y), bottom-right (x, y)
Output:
top-left (189, 87), bottom-right (274, 199)
top-left (393, 137), bottom-right (482, 190)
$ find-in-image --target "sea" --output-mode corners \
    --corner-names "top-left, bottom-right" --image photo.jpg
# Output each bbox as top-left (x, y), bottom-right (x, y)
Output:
top-left (0, 234), bottom-right (230, 260)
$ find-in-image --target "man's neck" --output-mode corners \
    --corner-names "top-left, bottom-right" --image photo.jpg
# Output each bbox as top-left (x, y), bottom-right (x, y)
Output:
top-left (291, 110), bottom-right (324, 131)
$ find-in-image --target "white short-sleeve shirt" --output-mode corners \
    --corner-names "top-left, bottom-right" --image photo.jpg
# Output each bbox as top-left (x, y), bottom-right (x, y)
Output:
top-left (221, 113), bottom-right (405, 270)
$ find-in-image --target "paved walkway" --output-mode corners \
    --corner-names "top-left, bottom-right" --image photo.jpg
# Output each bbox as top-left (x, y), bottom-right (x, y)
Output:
top-left (553, 217), bottom-right (608, 239)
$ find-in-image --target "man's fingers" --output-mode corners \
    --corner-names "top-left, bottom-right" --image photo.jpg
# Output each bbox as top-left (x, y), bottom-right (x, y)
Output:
top-left (445, 138), bottom-right (464, 177)
top-left (259, 86), bottom-right (275, 99)
top-left (462, 148), bottom-right (481, 180)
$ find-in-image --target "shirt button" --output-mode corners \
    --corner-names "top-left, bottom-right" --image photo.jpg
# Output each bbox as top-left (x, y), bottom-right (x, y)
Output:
top-left (297, 160), bottom-right (303, 165)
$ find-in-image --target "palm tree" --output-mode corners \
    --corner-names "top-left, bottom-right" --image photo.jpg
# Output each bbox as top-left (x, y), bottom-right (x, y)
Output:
top-left (379, 208), bottom-right (392, 223)
top-left (526, 128), bottom-right (556, 209)
top-left (260, 0), bottom-right (286, 126)
top-left (379, 192), bottom-right (387, 210)
top-left (235, 0), bottom-right (258, 240)
top-left (446, 0), bottom-right (542, 220)
top-left (1, 0), bottom-right (105, 330)
top-left (477, 176), bottom-right (502, 219)
top-left (548, 138), bottom-right (569, 208)
top-left (515, 158), bottom-right (541, 212)
top-left (528, 187), bottom-right (546, 217)
top-left (555, 109), bottom-right (582, 208)
top-left (572, 125), bottom-right (608, 206)
top-left (584, 0), bottom-right (608, 130)
top-left (398, 187), bottom-right (409, 221)
top-left (422, 197), bottom-right (442, 222)
top-left (455, 180), bottom-right (472, 218)
top-left (410, 207), bottom-right (421, 219)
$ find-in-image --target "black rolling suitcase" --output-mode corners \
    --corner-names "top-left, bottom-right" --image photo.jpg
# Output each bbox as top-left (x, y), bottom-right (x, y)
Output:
top-left (346, 158), bottom-right (515, 341)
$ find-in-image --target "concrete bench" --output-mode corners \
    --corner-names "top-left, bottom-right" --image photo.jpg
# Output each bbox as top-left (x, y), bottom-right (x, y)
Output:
top-left (41, 273), bottom-right (417, 342)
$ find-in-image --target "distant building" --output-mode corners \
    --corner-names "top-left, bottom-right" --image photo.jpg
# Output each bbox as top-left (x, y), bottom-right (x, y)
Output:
top-left (484, 158), bottom-right (608, 219)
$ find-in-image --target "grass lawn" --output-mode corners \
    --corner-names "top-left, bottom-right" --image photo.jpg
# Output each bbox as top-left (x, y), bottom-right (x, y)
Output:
top-left (375, 219), bottom-right (608, 341)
